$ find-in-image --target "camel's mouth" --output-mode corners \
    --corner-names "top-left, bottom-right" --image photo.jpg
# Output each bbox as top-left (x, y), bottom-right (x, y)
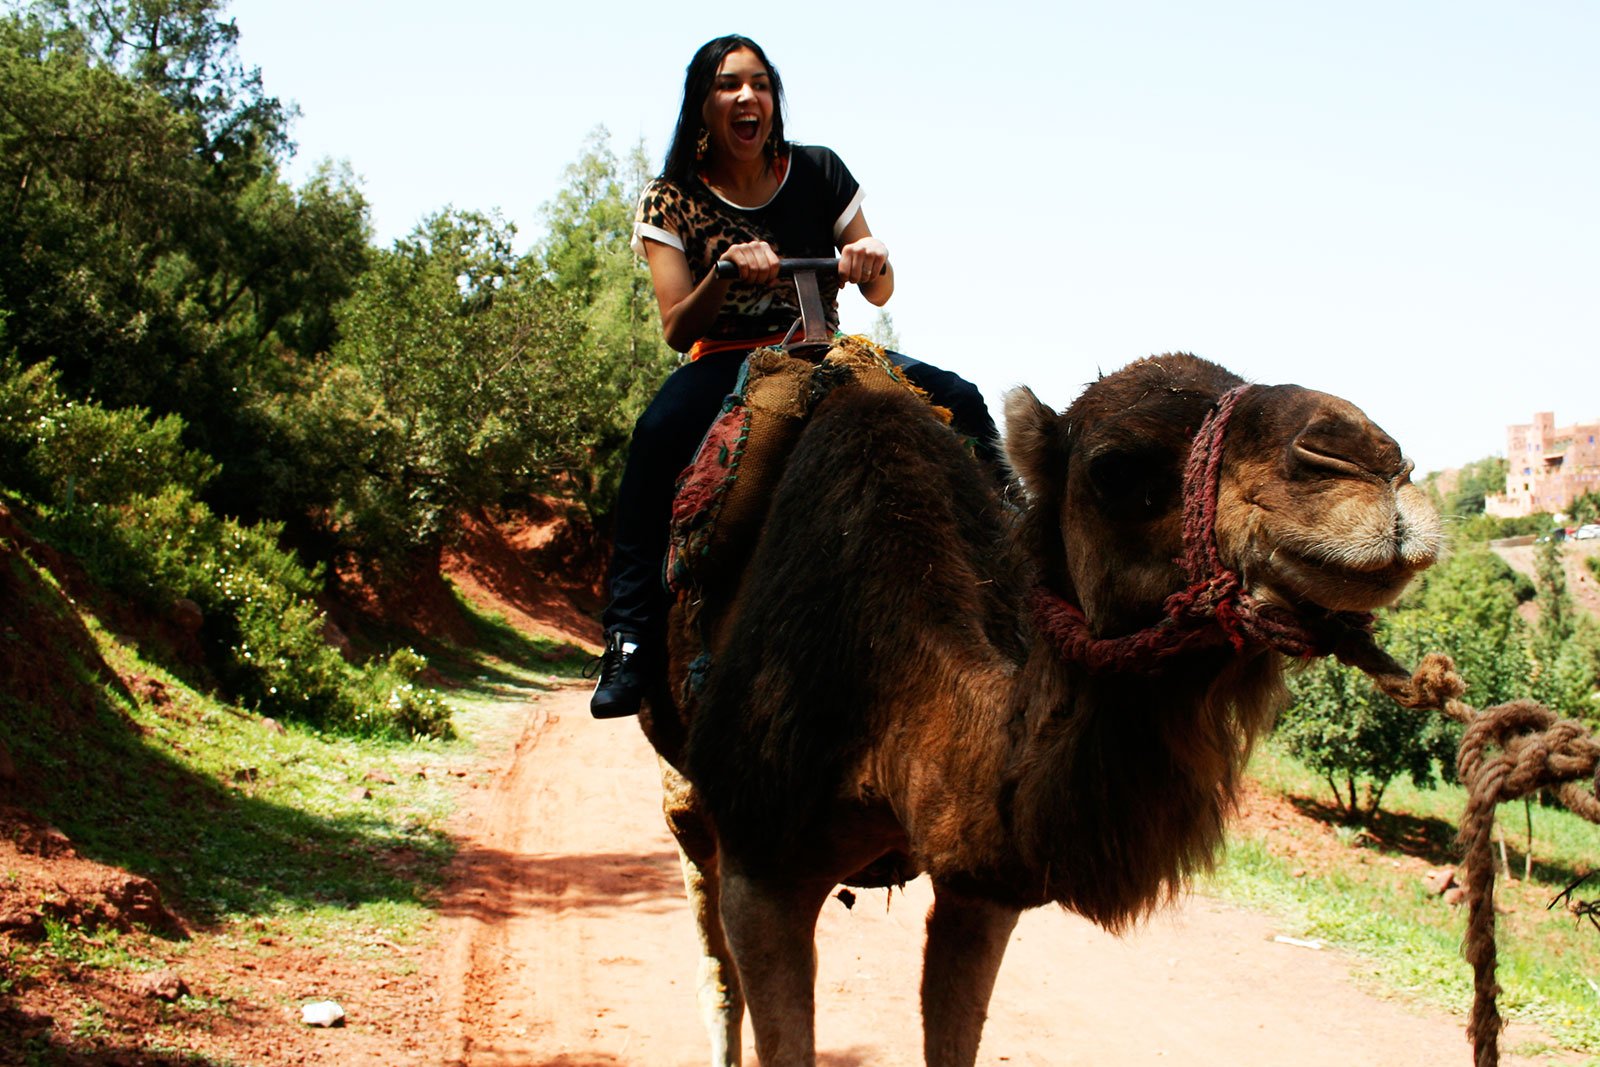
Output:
top-left (1244, 522), bottom-right (1438, 613)
top-left (1249, 553), bottom-right (1422, 614)
top-left (1225, 447), bottom-right (1443, 615)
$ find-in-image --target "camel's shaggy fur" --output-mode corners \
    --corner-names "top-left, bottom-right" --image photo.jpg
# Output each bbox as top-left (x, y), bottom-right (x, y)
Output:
top-left (685, 382), bottom-right (1029, 876)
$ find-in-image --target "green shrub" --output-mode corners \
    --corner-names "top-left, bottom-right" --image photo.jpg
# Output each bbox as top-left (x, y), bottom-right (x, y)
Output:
top-left (360, 648), bottom-right (455, 740)
top-left (31, 402), bottom-right (217, 507)
top-left (2, 356), bottom-right (453, 739)
top-left (0, 354), bottom-right (216, 504)
top-left (0, 353), bottom-right (54, 497)
top-left (1451, 512), bottom-right (1552, 544)
top-left (1397, 545), bottom-right (1533, 620)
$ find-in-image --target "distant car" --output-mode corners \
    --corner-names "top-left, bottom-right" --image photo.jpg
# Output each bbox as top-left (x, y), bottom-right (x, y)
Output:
top-left (1575, 524), bottom-right (1600, 540)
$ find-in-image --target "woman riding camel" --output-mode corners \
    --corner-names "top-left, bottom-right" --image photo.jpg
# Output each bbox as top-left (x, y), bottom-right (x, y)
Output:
top-left (591, 34), bottom-right (1001, 718)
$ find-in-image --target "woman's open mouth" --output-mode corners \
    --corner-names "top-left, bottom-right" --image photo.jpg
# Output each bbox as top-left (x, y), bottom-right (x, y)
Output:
top-left (732, 115), bottom-right (762, 143)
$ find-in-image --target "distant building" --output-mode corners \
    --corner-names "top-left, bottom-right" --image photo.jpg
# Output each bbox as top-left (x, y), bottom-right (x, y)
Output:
top-left (1486, 411), bottom-right (1600, 518)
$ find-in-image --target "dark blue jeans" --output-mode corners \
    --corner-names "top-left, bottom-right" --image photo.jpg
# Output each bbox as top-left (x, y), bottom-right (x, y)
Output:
top-left (601, 347), bottom-right (1001, 638)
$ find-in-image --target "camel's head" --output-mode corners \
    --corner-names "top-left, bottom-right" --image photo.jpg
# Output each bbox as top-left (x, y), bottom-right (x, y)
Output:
top-left (1004, 353), bottom-right (1442, 638)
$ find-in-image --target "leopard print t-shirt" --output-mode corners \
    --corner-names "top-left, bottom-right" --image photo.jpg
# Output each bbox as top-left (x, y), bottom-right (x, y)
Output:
top-left (631, 144), bottom-right (864, 343)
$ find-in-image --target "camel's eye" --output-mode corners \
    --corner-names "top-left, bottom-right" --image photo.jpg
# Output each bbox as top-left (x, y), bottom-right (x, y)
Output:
top-left (1087, 448), bottom-right (1178, 519)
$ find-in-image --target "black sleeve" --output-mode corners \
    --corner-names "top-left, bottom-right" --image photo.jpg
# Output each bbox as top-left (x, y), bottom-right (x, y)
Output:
top-left (799, 145), bottom-right (862, 231)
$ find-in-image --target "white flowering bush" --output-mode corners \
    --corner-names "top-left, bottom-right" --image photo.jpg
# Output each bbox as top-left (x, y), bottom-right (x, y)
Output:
top-left (363, 648), bottom-right (455, 740)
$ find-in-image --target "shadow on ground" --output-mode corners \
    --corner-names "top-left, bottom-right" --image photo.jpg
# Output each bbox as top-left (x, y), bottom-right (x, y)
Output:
top-left (435, 847), bottom-right (685, 919)
top-left (1288, 792), bottom-right (1592, 887)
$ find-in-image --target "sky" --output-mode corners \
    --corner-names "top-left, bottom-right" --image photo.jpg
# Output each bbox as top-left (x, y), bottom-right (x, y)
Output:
top-left (228, 0), bottom-right (1598, 475)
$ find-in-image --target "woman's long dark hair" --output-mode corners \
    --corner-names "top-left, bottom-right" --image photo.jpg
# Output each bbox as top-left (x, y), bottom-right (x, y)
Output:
top-left (661, 35), bottom-right (787, 185)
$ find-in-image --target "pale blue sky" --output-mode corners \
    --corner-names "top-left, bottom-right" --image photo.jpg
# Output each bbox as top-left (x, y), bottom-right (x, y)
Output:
top-left (230, 0), bottom-right (1597, 474)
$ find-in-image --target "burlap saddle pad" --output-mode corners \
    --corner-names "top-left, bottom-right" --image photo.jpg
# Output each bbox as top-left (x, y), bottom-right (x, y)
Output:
top-left (665, 335), bottom-right (947, 597)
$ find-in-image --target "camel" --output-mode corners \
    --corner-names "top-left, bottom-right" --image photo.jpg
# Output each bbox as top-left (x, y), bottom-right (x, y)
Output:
top-left (636, 351), bottom-right (1442, 1067)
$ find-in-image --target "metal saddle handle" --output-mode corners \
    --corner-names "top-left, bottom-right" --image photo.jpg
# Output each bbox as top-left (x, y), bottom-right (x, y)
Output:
top-left (713, 256), bottom-right (846, 357)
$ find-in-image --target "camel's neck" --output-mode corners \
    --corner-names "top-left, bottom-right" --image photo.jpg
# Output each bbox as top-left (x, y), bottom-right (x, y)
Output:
top-left (910, 642), bottom-right (1284, 927)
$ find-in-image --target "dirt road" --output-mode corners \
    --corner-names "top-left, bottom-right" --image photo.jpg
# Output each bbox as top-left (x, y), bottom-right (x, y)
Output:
top-left (425, 684), bottom-right (1555, 1067)
top-left (1493, 538), bottom-right (1600, 620)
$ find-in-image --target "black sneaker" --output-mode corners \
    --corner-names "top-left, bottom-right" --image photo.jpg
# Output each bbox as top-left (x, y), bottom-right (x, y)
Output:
top-left (588, 631), bottom-right (649, 719)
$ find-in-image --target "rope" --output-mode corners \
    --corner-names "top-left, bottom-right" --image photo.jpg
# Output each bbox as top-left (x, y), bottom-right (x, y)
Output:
top-left (1180, 383), bottom-right (1246, 584)
top-left (1340, 632), bottom-right (1600, 1067)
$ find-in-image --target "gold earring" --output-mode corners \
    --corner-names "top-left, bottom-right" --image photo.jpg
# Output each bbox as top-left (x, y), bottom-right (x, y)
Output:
top-left (695, 128), bottom-right (710, 160)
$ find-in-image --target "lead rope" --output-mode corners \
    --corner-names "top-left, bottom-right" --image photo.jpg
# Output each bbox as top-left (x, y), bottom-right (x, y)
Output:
top-left (1330, 636), bottom-right (1600, 1067)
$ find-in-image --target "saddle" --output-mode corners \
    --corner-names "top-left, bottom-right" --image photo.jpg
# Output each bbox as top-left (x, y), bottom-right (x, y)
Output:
top-left (665, 334), bottom-right (947, 601)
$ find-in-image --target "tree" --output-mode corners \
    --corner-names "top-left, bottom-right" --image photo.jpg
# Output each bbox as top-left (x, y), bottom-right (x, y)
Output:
top-left (1527, 535), bottom-right (1600, 721)
top-left (868, 309), bottom-right (900, 351)
top-left (1, 3), bottom-right (370, 534)
top-left (0, 11), bottom-right (205, 401)
top-left (1569, 489), bottom-right (1600, 526)
top-left (1446, 455), bottom-right (1509, 518)
top-left (27, 0), bottom-right (292, 168)
top-left (1533, 535), bottom-right (1575, 646)
top-left (1277, 546), bottom-right (1537, 822)
top-left (1277, 520), bottom-right (1600, 826)
top-left (1278, 612), bottom-right (1466, 822)
top-left (535, 127), bottom-right (677, 514)
top-left (330, 209), bottom-right (598, 560)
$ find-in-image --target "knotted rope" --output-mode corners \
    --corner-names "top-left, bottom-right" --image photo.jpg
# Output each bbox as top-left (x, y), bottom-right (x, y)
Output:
top-left (1033, 384), bottom-right (1376, 671)
top-left (1331, 634), bottom-right (1600, 1067)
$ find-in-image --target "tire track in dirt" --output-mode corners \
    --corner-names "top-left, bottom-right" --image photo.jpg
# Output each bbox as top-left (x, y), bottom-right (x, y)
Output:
top-left (426, 685), bottom-right (1566, 1066)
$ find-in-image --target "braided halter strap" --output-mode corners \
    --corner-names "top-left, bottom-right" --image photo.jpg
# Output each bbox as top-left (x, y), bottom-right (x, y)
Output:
top-left (1033, 384), bottom-right (1374, 673)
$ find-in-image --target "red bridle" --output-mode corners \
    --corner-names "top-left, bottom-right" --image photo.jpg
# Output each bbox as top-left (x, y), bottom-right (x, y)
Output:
top-left (1032, 384), bottom-right (1374, 673)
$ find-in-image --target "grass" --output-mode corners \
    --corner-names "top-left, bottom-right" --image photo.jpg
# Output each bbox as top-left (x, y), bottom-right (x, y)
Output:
top-left (1209, 740), bottom-right (1600, 1062)
top-left (39, 921), bottom-right (153, 971)
top-left (4, 555), bottom-right (584, 928)
top-left (0, 542), bottom-right (584, 1061)
top-left (1249, 742), bottom-right (1600, 882)
top-left (350, 578), bottom-right (596, 700)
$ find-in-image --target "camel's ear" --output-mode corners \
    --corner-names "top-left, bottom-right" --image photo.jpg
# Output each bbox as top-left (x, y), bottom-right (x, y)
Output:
top-left (1002, 386), bottom-right (1064, 500)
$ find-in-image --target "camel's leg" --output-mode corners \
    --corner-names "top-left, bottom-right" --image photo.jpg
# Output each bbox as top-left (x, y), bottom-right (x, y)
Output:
top-left (674, 844), bottom-right (744, 1065)
top-left (719, 863), bottom-right (833, 1067)
top-left (660, 759), bottom-right (744, 1066)
top-left (920, 882), bottom-right (1020, 1067)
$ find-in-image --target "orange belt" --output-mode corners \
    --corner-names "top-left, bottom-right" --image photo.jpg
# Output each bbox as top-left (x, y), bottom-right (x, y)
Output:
top-left (686, 331), bottom-right (793, 362)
